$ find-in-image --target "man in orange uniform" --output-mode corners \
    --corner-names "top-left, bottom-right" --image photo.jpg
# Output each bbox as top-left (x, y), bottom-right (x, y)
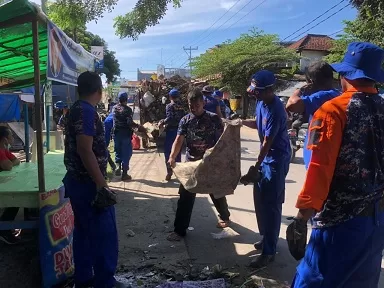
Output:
top-left (288, 42), bottom-right (384, 287)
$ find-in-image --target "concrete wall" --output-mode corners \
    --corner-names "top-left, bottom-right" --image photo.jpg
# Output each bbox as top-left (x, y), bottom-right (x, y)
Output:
top-left (299, 50), bottom-right (328, 71)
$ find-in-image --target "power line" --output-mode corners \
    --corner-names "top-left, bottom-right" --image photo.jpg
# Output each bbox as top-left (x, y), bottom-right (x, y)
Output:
top-left (185, 0), bottom-right (242, 47)
top-left (183, 46), bottom-right (198, 75)
top-left (281, 0), bottom-right (346, 41)
top-left (328, 29), bottom-right (343, 37)
top-left (165, 0), bottom-right (255, 66)
top-left (193, 0), bottom-right (255, 47)
top-left (179, 60), bottom-right (188, 68)
top-left (197, 0), bottom-right (268, 48)
top-left (162, 0), bottom-right (242, 66)
top-left (289, 3), bottom-right (351, 41)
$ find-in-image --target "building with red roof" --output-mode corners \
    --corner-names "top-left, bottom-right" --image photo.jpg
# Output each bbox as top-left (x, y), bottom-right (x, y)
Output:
top-left (288, 34), bottom-right (334, 71)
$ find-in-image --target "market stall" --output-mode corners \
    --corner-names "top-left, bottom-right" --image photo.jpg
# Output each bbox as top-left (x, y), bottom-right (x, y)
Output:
top-left (0, 0), bottom-right (95, 286)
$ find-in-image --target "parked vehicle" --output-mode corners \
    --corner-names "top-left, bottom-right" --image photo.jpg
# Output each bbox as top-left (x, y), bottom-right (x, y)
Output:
top-left (288, 123), bottom-right (308, 162)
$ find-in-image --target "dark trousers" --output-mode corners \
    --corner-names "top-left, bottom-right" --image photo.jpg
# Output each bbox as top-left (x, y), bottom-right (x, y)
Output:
top-left (174, 184), bottom-right (230, 236)
top-left (63, 174), bottom-right (118, 288)
top-left (253, 160), bottom-right (289, 255)
top-left (114, 130), bottom-right (133, 171)
top-left (107, 151), bottom-right (116, 170)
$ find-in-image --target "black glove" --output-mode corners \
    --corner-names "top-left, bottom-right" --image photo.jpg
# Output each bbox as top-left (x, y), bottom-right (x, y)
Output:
top-left (92, 187), bottom-right (117, 209)
top-left (286, 217), bottom-right (308, 261)
top-left (239, 166), bottom-right (261, 186)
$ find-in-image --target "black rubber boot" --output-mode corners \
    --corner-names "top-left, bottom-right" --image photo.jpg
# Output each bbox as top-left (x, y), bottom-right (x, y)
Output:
top-left (121, 170), bottom-right (132, 181)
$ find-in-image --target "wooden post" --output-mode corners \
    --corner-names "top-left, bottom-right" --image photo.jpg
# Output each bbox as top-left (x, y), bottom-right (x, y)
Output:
top-left (24, 103), bottom-right (30, 162)
top-left (32, 20), bottom-right (45, 192)
top-left (242, 94), bottom-right (248, 119)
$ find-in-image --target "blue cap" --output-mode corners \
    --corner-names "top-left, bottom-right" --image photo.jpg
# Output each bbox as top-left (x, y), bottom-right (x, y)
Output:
top-left (118, 91), bottom-right (128, 100)
top-left (169, 88), bottom-right (180, 97)
top-left (247, 70), bottom-right (276, 93)
top-left (55, 101), bottom-right (68, 109)
top-left (212, 90), bottom-right (223, 98)
top-left (331, 42), bottom-right (384, 82)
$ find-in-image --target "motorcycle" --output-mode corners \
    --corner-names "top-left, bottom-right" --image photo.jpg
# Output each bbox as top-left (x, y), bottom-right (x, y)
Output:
top-left (288, 123), bottom-right (308, 162)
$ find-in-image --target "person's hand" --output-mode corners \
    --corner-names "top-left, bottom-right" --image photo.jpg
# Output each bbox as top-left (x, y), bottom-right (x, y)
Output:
top-left (158, 120), bottom-right (164, 128)
top-left (137, 125), bottom-right (147, 133)
top-left (96, 183), bottom-right (108, 192)
top-left (286, 217), bottom-right (308, 261)
top-left (239, 166), bottom-right (261, 186)
top-left (168, 157), bottom-right (176, 168)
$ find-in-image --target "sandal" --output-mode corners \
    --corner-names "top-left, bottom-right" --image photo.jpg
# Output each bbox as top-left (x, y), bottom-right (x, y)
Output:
top-left (217, 220), bottom-right (231, 229)
top-left (166, 232), bottom-right (183, 242)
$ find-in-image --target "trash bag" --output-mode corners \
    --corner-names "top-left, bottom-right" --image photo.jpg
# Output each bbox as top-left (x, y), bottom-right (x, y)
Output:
top-left (173, 119), bottom-right (242, 199)
top-left (132, 134), bottom-right (141, 150)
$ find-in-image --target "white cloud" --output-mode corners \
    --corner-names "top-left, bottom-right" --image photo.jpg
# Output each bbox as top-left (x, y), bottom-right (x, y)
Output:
top-left (220, 0), bottom-right (237, 10)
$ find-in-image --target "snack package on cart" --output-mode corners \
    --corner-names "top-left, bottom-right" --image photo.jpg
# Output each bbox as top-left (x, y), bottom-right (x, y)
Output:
top-left (173, 119), bottom-right (242, 199)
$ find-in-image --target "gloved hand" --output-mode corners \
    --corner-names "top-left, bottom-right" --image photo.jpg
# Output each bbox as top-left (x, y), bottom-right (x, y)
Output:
top-left (92, 187), bottom-right (117, 209)
top-left (239, 166), bottom-right (261, 186)
top-left (286, 217), bottom-right (308, 261)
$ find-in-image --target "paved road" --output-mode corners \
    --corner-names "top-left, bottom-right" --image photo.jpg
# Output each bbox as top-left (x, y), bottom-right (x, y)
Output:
top-left (163, 126), bottom-right (384, 287)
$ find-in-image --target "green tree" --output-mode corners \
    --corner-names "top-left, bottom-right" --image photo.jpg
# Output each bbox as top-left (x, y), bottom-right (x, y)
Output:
top-left (47, 2), bottom-right (121, 82)
top-left (192, 30), bottom-right (298, 95)
top-left (47, 0), bottom-right (117, 42)
top-left (326, 1), bottom-right (384, 63)
top-left (114, 0), bottom-right (182, 39)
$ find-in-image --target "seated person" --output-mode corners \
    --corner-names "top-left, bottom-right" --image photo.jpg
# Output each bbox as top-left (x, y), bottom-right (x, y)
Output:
top-left (0, 126), bottom-right (22, 245)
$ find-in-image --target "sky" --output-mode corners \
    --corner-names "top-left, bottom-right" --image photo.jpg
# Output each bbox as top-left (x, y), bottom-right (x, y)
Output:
top-left (32, 0), bottom-right (357, 80)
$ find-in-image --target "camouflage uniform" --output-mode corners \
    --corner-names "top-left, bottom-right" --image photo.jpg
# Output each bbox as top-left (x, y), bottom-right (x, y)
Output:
top-left (62, 100), bottom-right (117, 288)
top-left (173, 111), bottom-right (230, 237)
top-left (112, 103), bottom-right (134, 172)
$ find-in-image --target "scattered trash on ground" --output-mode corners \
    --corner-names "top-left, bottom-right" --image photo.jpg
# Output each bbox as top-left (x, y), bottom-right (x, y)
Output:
top-left (156, 278), bottom-right (226, 288)
top-left (211, 228), bottom-right (239, 239)
top-left (115, 264), bottom-right (240, 288)
top-left (148, 243), bottom-right (159, 248)
top-left (126, 229), bottom-right (136, 237)
top-left (187, 227), bottom-right (195, 231)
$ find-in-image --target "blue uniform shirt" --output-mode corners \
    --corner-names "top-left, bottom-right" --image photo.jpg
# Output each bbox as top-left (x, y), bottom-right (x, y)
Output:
top-left (104, 112), bottom-right (114, 146)
top-left (302, 89), bottom-right (340, 169)
top-left (64, 100), bottom-right (107, 179)
top-left (203, 95), bottom-right (219, 114)
top-left (256, 95), bottom-right (291, 163)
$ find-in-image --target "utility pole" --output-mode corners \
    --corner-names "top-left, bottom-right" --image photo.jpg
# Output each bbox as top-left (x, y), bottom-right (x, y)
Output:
top-left (183, 46), bottom-right (198, 77)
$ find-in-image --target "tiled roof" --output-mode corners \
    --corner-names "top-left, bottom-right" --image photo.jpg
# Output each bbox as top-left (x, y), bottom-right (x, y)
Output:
top-left (288, 34), bottom-right (333, 52)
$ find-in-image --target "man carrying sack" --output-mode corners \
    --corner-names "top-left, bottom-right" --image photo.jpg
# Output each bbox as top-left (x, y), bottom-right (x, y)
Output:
top-left (167, 88), bottom-right (231, 242)
top-left (288, 42), bottom-right (384, 288)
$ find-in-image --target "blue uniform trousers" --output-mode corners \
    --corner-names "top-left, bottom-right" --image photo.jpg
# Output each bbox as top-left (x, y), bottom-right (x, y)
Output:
top-left (114, 130), bottom-right (133, 171)
top-left (63, 175), bottom-right (118, 288)
top-left (164, 129), bottom-right (181, 173)
top-left (291, 210), bottom-right (384, 288)
top-left (253, 159), bottom-right (289, 255)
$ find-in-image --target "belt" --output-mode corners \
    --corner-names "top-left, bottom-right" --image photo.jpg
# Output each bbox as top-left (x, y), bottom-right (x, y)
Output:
top-left (358, 198), bottom-right (384, 217)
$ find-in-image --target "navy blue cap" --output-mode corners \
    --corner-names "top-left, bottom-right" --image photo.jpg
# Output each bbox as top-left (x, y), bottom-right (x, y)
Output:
top-left (118, 91), bottom-right (128, 100)
top-left (169, 88), bottom-right (180, 97)
top-left (247, 70), bottom-right (276, 93)
top-left (331, 42), bottom-right (384, 82)
top-left (212, 90), bottom-right (223, 98)
top-left (55, 101), bottom-right (68, 109)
